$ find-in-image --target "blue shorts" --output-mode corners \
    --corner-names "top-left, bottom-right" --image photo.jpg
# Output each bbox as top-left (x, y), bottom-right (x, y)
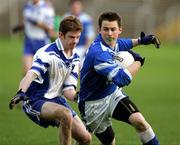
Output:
top-left (23, 36), bottom-right (50, 55)
top-left (23, 96), bottom-right (76, 128)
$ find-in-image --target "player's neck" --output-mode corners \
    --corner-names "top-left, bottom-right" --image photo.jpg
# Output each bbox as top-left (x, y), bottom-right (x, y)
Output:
top-left (64, 49), bottom-right (73, 58)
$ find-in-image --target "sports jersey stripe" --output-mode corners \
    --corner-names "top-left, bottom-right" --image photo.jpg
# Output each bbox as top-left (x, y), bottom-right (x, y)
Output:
top-left (71, 71), bottom-right (78, 79)
top-left (55, 38), bottom-right (63, 51)
top-left (107, 67), bottom-right (121, 81)
top-left (94, 62), bottom-right (117, 71)
top-left (63, 84), bottom-right (76, 89)
top-left (73, 58), bottom-right (80, 62)
top-left (32, 63), bottom-right (47, 73)
top-left (59, 51), bottom-right (69, 63)
top-left (124, 69), bottom-right (132, 80)
top-left (34, 58), bottom-right (49, 67)
top-left (31, 66), bottom-right (45, 77)
top-left (24, 101), bottom-right (40, 116)
top-left (49, 52), bottom-right (61, 59)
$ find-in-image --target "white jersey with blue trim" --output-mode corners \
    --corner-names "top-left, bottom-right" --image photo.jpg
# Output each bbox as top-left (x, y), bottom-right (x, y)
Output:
top-left (79, 34), bottom-right (133, 101)
top-left (26, 38), bottom-right (80, 99)
top-left (24, 0), bottom-right (55, 40)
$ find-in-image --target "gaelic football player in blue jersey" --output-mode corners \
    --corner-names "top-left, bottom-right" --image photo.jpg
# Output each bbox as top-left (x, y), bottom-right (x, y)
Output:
top-left (9, 16), bottom-right (91, 145)
top-left (78, 11), bottom-right (160, 145)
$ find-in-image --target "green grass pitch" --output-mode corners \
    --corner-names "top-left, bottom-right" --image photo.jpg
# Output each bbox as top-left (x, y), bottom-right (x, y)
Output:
top-left (0, 37), bottom-right (180, 145)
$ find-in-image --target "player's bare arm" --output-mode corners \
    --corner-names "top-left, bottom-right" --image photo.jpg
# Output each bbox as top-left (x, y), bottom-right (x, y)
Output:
top-left (63, 89), bottom-right (77, 101)
top-left (19, 71), bottom-right (38, 92)
top-left (9, 71), bottom-right (38, 109)
top-left (126, 61), bottom-right (141, 77)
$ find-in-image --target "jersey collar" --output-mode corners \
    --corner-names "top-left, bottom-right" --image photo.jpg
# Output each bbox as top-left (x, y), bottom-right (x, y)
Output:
top-left (95, 34), bottom-right (118, 53)
top-left (55, 38), bottom-right (64, 51)
top-left (55, 38), bottom-right (77, 59)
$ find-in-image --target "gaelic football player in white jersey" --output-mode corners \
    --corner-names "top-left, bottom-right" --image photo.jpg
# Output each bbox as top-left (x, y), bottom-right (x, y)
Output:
top-left (9, 16), bottom-right (91, 145)
top-left (13, 0), bottom-right (55, 74)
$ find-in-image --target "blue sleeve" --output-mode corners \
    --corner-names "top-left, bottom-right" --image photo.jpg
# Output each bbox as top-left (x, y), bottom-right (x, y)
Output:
top-left (94, 51), bottom-right (132, 87)
top-left (117, 38), bottom-right (133, 51)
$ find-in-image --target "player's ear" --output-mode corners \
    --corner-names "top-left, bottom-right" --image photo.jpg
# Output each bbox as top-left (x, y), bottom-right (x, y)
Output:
top-left (98, 27), bottom-right (101, 33)
top-left (59, 32), bottom-right (64, 39)
top-left (119, 27), bottom-right (122, 35)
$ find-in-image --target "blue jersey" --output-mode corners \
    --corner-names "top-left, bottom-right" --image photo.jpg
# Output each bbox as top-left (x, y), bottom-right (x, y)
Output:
top-left (79, 34), bottom-right (133, 101)
top-left (26, 38), bottom-right (80, 100)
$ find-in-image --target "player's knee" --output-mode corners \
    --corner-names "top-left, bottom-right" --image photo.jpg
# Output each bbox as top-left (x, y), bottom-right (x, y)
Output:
top-left (95, 126), bottom-right (115, 145)
top-left (55, 108), bottom-right (72, 126)
top-left (84, 132), bottom-right (92, 144)
top-left (129, 112), bottom-right (149, 132)
top-left (78, 132), bottom-right (91, 145)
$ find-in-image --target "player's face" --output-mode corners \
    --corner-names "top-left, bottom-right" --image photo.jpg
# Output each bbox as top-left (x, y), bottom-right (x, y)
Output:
top-left (70, 1), bottom-right (82, 16)
top-left (59, 31), bottom-right (81, 50)
top-left (32, 0), bottom-right (39, 5)
top-left (99, 20), bottom-right (122, 48)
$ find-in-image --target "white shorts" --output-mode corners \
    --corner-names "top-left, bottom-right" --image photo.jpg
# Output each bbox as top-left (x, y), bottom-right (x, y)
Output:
top-left (84, 88), bottom-right (126, 134)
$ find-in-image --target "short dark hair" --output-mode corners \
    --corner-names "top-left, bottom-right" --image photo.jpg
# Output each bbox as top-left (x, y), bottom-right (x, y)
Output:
top-left (98, 12), bottom-right (122, 28)
top-left (59, 16), bottom-right (83, 35)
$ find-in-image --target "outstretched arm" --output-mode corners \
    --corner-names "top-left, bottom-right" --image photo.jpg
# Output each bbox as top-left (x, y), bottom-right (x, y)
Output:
top-left (9, 71), bottom-right (38, 109)
top-left (19, 71), bottom-right (38, 92)
top-left (132, 38), bottom-right (139, 47)
top-left (132, 32), bottom-right (161, 48)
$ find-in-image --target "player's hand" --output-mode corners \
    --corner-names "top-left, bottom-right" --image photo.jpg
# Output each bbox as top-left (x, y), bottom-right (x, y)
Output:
top-left (128, 50), bottom-right (145, 66)
top-left (138, 32), bottom-right (161, 48)
top-left (74, 91), bottom-right (79, 103)
top-left (12, 25), bottom-right (24, 33)
top-left (9, 89), bottom-right (29, 110)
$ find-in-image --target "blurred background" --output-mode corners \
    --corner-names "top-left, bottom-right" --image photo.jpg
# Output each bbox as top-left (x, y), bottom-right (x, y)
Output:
top-left (0, 0), bottom-right (180, 41)
top-left (0, 0), bottom-right (180, 145)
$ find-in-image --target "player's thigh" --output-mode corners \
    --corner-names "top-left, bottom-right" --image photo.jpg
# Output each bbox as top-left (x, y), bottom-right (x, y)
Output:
top-left (112, 97), bottom-right (139, 123)
top-left (71, 115), bottom-right (91, 141)
top-left (40, 101), bottom-right (71, 121)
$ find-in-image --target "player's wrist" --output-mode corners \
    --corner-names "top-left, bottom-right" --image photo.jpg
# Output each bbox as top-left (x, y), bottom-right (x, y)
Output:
top-left (16, 89), bottom-right (27, 100)
top-left (134, 57), bottom-right (145, 66)
top-left (138, 37), bottom-right (141, 44)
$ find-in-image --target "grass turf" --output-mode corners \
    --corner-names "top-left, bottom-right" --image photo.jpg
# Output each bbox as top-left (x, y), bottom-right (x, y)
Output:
top-left (0, 37), bottom-right (180, 145)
